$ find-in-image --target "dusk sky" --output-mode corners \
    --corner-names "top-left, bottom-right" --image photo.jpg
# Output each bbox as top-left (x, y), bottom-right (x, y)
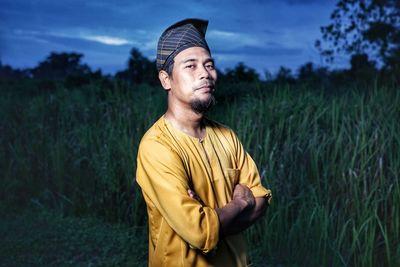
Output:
top-left (0, 0), bottom-right (346, 78)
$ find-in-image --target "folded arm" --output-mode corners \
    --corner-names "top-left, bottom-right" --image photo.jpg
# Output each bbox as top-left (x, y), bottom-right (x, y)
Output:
top-left (137, 140), bottom-right (220, 253)
top-left (189, 184), bottom-right (268, 237)
top-left (218, 196), bottom-right (267, 236)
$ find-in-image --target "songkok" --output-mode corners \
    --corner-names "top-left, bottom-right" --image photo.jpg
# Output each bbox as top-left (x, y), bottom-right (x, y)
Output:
top-left (156, 18), bottom-right (210, 72)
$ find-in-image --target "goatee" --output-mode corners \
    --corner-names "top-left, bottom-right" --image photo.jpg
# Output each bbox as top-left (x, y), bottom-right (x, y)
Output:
top-left (191, 95), bottom-right (216, 114)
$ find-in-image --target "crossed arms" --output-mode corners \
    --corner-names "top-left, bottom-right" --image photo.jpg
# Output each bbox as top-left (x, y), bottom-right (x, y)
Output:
top-left (188, 184), bottom-right (268, 238)
top-left (137, 137), bottom-right (271, 252)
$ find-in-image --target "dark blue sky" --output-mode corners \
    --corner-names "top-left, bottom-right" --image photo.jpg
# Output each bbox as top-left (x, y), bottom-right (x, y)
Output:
top-left (1, 0), bottom-right (344, 77)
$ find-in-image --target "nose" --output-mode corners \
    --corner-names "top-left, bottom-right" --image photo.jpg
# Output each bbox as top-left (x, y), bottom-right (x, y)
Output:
top-left (198, 64), bottom-right (211, 80)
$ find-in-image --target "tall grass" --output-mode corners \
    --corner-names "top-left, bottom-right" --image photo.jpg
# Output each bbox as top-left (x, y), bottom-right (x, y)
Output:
top-left (215, 86), bottom-right (399, 267)
top-left (1, 80), bottom-right (399, 266)
top-left (1, 81), bottom-right (165, 224)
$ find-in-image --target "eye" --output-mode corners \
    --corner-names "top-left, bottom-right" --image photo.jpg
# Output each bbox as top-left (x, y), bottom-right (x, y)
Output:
top-left (185, 64), bottom-right (195, 69)
top-left (205, 63), bottom-right (215, 70)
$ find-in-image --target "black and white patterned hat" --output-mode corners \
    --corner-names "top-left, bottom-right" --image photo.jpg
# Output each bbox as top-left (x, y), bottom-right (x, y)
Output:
top-left (156, 18), bottom-right (210, 72)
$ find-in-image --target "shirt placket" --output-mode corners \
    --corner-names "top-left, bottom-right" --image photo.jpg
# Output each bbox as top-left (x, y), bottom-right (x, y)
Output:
top-left (198, 138), bottom-right (222, 208)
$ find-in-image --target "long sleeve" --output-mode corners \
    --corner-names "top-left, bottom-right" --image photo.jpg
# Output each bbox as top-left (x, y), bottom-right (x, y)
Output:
top-left (230, 130), bottom-right (272, 201)
top-left (136, 139), bottom-right (220, 253)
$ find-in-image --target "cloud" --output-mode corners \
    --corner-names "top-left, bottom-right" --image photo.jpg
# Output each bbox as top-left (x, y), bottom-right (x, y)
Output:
top-left (9, 29), bottom-right (138, 47)
top-left (208, 30), bottom-right (260, 47)
top-left (283, 0), bottom-right (325, 5)
top-left (207, 28), bottom-right (303, 57)
top-left (213, 45), bottom-right (302, 56)
top-left (80, 35), bottom-right (131, 46)
top-left (1, 0), bottom-right (339, 75)
top-left (208, 30), bottom-right (238, 38)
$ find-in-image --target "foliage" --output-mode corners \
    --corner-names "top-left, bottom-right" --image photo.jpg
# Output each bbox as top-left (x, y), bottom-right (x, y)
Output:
top-left (0, 208), bottom-right (147, 267)
top-left (115, 48), bottom-right (158, 85)
top-left (0, 61), bottom-right (31, 79)
top-left (1, 79), bottom-right (399, 266)
top-left (2, 45), bottom-right (399, 90)
top-left (0, 81), bottom-right (165, 224)
top-left (220, 62), bottom-right (260, 83)
top-left (297, 62), bottom-right (330, 86)
top-left (215, 85), bottom-right (400, 267)
top-left (31, 52), bottom-right (92, 80)
top-left (275, 66), bottom-right (295, 83)
top-left (316, 0), bottom-right (400, 69)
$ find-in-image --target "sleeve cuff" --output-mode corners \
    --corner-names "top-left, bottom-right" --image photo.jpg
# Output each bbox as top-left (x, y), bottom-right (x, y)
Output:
top-left (201, 207), bottom-right (220, 253)
top-left (251, 186), bottom-right (272, 204)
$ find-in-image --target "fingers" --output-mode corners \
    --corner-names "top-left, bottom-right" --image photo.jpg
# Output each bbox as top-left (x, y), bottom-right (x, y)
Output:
top-left (188, 189), bottom-right (205, 206)
top-left (233, 184), bottom-right (252, 198)
top-left (234, 184), bottom-right (251, 193)
top-left (188, 189), bottom-right (196, 198)
top-left (232, 184), bottom-right (255, 210)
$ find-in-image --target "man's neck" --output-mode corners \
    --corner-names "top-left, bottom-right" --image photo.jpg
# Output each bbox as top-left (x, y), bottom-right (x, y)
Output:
top-left (164, 107), bottom-right (206, 140)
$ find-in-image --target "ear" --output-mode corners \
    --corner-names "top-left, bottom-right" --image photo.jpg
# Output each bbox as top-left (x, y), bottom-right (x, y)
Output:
top-left (158, 70), bottom-right (171, 91)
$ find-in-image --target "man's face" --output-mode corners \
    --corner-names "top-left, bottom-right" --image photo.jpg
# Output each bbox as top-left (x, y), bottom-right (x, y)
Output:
top-left (168, 46), bottom-right (217, 113)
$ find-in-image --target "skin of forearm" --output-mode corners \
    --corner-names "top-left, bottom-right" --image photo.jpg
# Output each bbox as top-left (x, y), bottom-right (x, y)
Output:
top-left (215, 198), bottom-right (247, 237)
top-left (215, 197), bottom-right (267, 237)
top-left (188, 186), bottom-right (267, 237)
top-left (226, 197), bottom-right (267, 235)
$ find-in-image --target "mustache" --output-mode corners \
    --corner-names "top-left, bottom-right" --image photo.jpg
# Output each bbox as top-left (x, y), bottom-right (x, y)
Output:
top-left (195, 81), bottom-right (215, 90)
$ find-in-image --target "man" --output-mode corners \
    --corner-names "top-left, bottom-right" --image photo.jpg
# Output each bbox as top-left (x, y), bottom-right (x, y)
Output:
top-left (136, 18), bottom-right (272, 267)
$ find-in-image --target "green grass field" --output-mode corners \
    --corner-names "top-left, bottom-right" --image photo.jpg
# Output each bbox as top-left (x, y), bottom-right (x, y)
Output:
top-left (1, 79), bottom-right (399, 266)
top-left (0, 208), bottom-right (147, 267)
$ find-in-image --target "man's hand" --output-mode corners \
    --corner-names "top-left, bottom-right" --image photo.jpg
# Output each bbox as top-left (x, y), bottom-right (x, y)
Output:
top-left (232, 184), bottom-right (255, 211)
top-left (188, 185), bottom-right (267, 238)
top-left (188, 189), bottom-right (205, 206)
top-left (188, 185), bottom-right (256, 210)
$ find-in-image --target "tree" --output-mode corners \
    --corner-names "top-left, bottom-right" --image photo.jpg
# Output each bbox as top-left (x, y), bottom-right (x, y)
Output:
top-left (31, 52), bottom-right (91, 79)
top-left (224, 62), bottom-right (259, 83)
top-left (115, 48), bottom-right (158, 85)
top-left (298, 62), bottom-right (316, 81)
top-left (350, 53), bottom-right (376, 71)
top-left (297, 62), bottom-right (329, 82)
top-left (0, 61), bottom-right (31, 79)
top-left (275, 66), bottom-right (294, 83)
top-left (316, 0), bottom-right (400, 69)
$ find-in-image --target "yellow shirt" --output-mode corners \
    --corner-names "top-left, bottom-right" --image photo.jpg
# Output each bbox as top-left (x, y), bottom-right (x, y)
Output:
top-left (136, 116), bottom-right (272, 267)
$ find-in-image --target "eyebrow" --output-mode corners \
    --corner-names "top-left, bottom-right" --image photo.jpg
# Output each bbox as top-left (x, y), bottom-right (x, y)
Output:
top-left (181, 57), bottom-right (215, 64)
